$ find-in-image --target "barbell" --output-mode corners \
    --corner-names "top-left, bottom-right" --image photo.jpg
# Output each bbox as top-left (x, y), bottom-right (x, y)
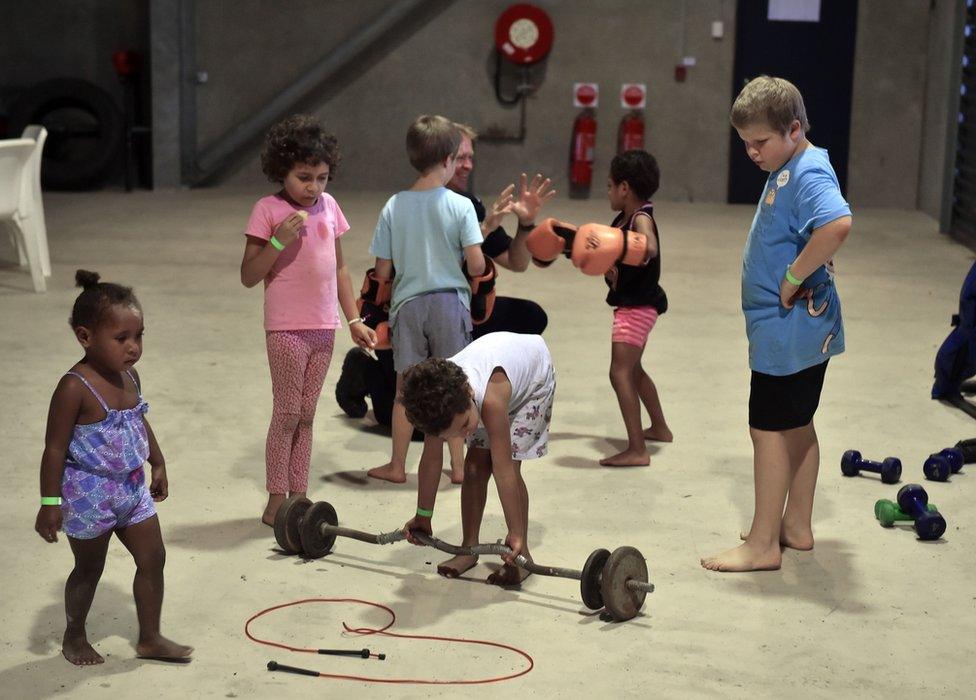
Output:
top-left (273, 496), bottom-right (654, 622)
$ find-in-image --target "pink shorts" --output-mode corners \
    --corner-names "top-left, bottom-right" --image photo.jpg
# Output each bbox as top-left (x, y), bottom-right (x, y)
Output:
top-left (611, 306), bottom-right (659, 348)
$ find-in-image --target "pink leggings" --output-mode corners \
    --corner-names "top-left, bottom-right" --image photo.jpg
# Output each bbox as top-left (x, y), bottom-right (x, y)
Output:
top-left (265, 329), bottom-right (335, 494)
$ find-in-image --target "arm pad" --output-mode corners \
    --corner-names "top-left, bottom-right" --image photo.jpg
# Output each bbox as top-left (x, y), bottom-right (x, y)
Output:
top-left (464, 257), bottom-right (498, 325)
top-left (360, 268), bottom-right (392, 306)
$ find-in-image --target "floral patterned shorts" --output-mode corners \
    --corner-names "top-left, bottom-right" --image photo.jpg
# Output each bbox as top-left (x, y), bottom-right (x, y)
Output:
top-left (468, 370), bottom-right (555, 460)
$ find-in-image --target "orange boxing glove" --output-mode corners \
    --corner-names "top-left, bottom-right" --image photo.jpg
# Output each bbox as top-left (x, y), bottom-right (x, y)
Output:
top-left (525, 218), bottom-right (578, 267)
top-left (464, 257), bottom-right (497, 325)
top-left (570, 224), bottom-right (653, 276)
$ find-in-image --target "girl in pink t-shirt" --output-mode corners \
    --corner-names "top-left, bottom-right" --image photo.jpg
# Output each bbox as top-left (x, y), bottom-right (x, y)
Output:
top-left (240, 115), bottom-right (375, 526)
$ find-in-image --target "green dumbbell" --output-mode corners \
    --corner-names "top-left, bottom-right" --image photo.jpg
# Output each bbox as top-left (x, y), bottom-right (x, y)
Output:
top-left (874, 498), bottom-right (938, 528)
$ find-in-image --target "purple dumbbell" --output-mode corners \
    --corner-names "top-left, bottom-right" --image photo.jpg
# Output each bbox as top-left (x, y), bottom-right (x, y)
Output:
top-left (923, 447), bottom-right (965, 482)
top-left (841, 450), bottom-right (901, 484)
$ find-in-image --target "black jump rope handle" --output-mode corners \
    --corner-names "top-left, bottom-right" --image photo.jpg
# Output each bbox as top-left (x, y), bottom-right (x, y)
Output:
top-left (318, 648), bottom-right (372, 658)
top-left (267, 649), bottom-right (387, 675)
top-left (267, 661), bottom-right (319, 677)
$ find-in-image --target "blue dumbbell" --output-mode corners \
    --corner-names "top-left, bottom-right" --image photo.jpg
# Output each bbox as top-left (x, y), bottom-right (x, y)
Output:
top-left (923, 447), bottom-right (965, 482)
top-left (896, 484), bottom-right (947, 540)
top-left (841, 450), bottom-right (901, 484)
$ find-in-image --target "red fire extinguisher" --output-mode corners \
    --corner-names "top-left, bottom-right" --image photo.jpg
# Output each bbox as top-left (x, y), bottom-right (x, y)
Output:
top-left (570, 107), bottom-right (597, 191)
top-left (618, 109), bottom-right (645, 153)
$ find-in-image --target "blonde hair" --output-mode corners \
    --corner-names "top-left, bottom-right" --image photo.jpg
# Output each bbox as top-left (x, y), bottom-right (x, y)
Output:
top-left (730, 76), bottom-right (810, 134)
top-left (406, 115), bottom-right (461, 173)
top-left (453, 122), bottom-right (478, 141)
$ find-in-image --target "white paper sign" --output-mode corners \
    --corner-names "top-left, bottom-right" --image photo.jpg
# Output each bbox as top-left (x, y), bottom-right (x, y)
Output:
top-left (768, 0), bottom-right (820, 22)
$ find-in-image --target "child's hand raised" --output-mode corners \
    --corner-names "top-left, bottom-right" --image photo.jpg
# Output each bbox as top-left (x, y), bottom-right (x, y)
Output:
top-left (150, 465), bottom-right (169, 502)
top-left (273, 212), bottom-right (305, 248)
top-left (35, 506), bottom-right (61, 543)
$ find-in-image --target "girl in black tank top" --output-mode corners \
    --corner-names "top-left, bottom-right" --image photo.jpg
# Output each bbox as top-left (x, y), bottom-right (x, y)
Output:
top-left (605, 202), bottom-right (668, 312)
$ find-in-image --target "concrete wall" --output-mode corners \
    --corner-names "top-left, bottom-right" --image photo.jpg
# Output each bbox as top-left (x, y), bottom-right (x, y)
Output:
top-left (917, 0), bottom-right (963, 225)
top-left (847, 0), bottom-right (929, 208)
top-left (0, 0), bottom-right (148, 129)
top-left (211, 0), bottom-right (739, 201)
top-left (1, 0), bottom-right (961, 211)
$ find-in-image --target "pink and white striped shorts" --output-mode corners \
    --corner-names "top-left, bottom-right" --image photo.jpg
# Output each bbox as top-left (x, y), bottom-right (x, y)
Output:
top-left (611, 306), bottom-right (659, 348)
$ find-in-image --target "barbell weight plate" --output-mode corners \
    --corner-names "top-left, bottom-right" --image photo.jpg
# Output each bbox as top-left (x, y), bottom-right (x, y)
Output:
top-left (580, 548), bottom-right (611, 610)
top-left (274, 496), bottom-right (312, 555)
top-left (600, 546), bottom-right (648, 622)
top-left (299, 501), bottom-right (339, 559)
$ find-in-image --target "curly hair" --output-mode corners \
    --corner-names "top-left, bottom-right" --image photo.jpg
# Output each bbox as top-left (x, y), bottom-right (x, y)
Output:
top-left (69, 269), bottom-right (140, 329)
top-left (401, 358), bottom-right (472, 436)
top-left (261, 114), bottom-right (340, 183)
top-left (610, 149), bottom-right (660, 201)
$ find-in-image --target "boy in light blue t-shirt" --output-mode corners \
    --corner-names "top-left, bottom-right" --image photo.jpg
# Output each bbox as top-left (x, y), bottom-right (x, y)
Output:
top-left (702, 76), bottom-right (852, 573)
top-left (367, 115), bottom-right (485, 484)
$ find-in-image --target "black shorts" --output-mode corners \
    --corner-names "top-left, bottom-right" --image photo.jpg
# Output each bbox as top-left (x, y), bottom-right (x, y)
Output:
top-left (749, 360), bottom-right (828, 431)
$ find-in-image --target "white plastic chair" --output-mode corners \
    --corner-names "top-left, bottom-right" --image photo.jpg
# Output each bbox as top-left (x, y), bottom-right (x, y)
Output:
top-left (0, 139), bottom-right (46, 292)
top-left (20, 125), bottom-right (50, 276)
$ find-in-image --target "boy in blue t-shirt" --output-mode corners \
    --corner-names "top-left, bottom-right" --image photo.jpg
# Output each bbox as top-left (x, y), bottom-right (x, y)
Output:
top-left (702, 76), bottom-right (852, 573)
top-left (367, 115), bottom-right (486, 484)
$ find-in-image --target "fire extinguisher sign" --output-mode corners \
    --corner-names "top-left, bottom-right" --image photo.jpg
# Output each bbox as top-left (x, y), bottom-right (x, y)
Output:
top-left (573, 82), bottom-right (599, 108)
top-left (620, 83), bottom-right (647, 110)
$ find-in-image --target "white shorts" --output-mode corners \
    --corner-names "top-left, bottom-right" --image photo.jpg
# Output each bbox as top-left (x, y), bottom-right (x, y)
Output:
top-left (467, 369), bottom-right (555, 460)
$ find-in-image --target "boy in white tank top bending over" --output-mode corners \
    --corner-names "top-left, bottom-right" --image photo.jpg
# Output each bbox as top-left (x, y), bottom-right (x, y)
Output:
top-left (400, 332), bottom-right (554, 586)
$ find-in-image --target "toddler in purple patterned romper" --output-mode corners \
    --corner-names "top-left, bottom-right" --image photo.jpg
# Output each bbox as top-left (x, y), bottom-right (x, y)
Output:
top-left (34, 270), bottom-right (192, 666)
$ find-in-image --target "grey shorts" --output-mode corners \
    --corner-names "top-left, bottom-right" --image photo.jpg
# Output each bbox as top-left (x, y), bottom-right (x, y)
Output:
top-left (391, 291), bottom-right (472, 372)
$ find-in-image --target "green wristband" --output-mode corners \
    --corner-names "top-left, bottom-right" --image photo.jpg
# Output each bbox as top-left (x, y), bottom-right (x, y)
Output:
top-left (269, 235), bottom-right (285, 251)
top-left (785, 266), bottom-right (804, 286)
top-left (416, 507), bottom-right (433, 518)
top-left (40, 496), bottom-right (61, 506)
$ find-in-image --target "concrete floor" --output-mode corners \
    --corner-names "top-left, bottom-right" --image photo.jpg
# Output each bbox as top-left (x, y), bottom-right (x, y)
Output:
top-left (1, 188), bottom-right (974, 698)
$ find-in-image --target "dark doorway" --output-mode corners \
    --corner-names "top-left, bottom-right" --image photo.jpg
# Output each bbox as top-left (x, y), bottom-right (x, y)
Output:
top-left (727, 0), bottom-right (858, 204)
top-left (949, 0), bottom-right (975, 247)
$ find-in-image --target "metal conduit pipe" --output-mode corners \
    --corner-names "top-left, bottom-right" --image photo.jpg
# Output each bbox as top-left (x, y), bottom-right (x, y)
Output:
top-left (191, 0), bottom-right (450, 183)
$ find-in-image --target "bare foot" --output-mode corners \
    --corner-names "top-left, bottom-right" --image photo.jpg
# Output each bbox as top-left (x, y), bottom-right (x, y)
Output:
top-left (487, 563), bottom-right (532, 587)
top-left (779, 520), bottom-right (814, 550)
top-left (261, 494), bottom-right (286, 527)
top-left (437, 553), bottom-right (479, 578)
top-left (367, 463), bottom-right (406, 483)
top-left (62, 634), bottom-right (104, 666)
top-left (738, 524), bottom-right (814, 551)
top-left (136, 635), bottom-right (193, 663)
top-left (643, 425), bottom-right (673, 442)
top-left (599, 449), bottom-right (650, 467)
top-left (700, 541), bottom-right (782, 572)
